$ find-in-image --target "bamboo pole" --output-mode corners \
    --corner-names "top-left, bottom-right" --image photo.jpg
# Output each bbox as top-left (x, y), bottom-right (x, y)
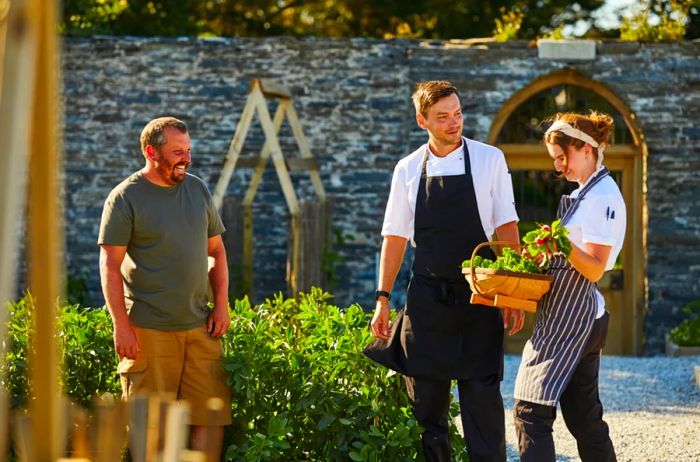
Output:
top-left (212, 84), bottom-right (258, 210)
top-left (242, 99), bottom-right (287, 206)
top-left (0, 4), bottom-right (36, 458)
top-left (285, 103), bottom-right (326, 202)
top-left (254, 89), bottom-right (299, 216)
top-left (26, 0), bottom-right (63, 459)
top-left (0, 0), bottom-right (35, 324)
top-left (0, 0), bottom-right (9, 95)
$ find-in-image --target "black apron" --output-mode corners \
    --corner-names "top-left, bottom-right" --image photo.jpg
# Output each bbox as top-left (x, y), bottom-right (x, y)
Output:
top-left (365, 141), bottom-right (504, 380)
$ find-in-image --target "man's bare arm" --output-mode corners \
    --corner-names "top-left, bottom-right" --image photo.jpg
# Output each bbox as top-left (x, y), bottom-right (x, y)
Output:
top-left (207, 234), bottom-right (230, 337)
top-left (371, 235), bottom-right (408, 340)
top-left (99, 244), bottom-right (139, 359)
top-left (494, 220), bottom-right (519, 246)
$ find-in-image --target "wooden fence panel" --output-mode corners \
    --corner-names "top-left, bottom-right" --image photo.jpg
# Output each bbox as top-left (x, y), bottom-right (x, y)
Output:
top-left (289, 198), bottom-right (333, 295)
top-left (220, 196), bottom-right (249, 301)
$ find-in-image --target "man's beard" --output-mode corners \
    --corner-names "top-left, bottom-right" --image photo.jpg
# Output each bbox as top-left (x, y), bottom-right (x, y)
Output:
top-left (156, 160), bottom-right (187, 185)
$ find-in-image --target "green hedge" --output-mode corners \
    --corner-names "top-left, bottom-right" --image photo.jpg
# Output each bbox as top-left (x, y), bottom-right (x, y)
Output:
top-left (2, 290), bottom-right (468, 460)
top-left (669, 300), bottom-right (700, 347)
top-left (2, 296), bottom-right (120, 409)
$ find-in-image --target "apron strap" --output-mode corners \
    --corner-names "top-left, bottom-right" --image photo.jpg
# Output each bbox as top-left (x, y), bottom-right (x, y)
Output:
top-left (561, 167), bottom-right (610, 225)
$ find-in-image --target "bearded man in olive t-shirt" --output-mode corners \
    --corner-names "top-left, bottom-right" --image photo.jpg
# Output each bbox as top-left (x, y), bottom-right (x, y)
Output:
top-left (98, 117), bottom-right (230, 459)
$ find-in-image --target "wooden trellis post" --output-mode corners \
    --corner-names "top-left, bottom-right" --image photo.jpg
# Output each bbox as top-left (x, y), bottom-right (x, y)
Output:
top-left (213, 79), bottom-right (326, 297)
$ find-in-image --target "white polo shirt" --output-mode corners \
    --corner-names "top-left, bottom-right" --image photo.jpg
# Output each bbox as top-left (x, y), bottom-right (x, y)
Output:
top-left (565, 169), bottom-right (627, 318)
top-left (381, 137), bottom-right (519, 245)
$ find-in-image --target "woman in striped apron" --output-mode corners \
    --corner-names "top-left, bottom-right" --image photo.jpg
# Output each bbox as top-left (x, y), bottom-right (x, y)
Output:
top-left (513, 111), bottom-right (626, 462)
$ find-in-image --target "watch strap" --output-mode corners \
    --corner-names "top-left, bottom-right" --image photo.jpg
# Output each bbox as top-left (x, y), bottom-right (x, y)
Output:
top-left (375, 290), bottom-right (391, 301)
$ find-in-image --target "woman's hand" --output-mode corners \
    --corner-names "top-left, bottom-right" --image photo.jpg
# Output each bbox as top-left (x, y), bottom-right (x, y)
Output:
top-left (503, 308), bottom-right (525, 336)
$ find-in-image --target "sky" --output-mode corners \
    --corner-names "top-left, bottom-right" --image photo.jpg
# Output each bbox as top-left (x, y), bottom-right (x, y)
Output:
top-left (564, 0), bottom-right (648, 36)
top-left (595, 0), bottom-right (641, 29)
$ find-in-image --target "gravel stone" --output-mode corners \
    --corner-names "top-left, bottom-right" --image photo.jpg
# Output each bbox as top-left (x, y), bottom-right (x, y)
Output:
top-left (456, 354), bottom-right (700, 461)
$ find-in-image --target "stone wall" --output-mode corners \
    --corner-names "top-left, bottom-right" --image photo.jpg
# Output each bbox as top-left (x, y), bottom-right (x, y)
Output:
top-left (61, 37), bottom-right (700, 352)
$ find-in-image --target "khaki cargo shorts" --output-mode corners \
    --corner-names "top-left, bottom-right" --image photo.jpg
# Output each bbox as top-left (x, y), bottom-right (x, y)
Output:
top-left (117, 324), bottom-right (231, 426)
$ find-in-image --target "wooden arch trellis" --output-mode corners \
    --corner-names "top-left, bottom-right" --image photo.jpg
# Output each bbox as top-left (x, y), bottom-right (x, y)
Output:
top-left (212, 79), bottom-right (328, 297)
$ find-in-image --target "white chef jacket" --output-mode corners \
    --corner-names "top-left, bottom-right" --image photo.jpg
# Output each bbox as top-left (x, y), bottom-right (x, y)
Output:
top-left (381, 137), bottom-right (519, 245)
top-left (565, 168), bottom-right (627, 318)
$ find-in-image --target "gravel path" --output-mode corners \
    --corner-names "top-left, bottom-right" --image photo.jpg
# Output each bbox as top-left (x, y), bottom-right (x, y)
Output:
top-left (457, 355), bottom-right (700, 461)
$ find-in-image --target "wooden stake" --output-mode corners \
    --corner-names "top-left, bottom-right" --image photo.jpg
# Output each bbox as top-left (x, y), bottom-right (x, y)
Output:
top-left (0, 392), bottom-right (7, 461)
top-left (11, 413), bottom-right (33, 462)
top-left (179, 450), bottom-right (207, 462)
top-left (128, 395), bottom-right (149, 462)
top-left (287, 213), bottom-right (301, 296)
top-left (94, 395), bottom-right (127, 462)
top-left (145, 394), bottom-right (164, 462)
top-left (161, 401), bottom-right (190, 462)
top-left (25, 0), bottom-right (63, 458)
top-left (242, 204), bottom-right (254, 298)
top-left (202, 397), bottom-right (225, 462)
top-left (70, 406), bottom-right (91, 459)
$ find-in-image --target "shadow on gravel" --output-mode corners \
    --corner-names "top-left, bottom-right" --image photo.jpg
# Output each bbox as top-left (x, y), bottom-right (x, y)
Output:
top-left (501, 355), bottom-right (700, 414)
top-left (597, 356), bottom-right (700, 413)
top-left (505, 443), bottom-right (577, 462)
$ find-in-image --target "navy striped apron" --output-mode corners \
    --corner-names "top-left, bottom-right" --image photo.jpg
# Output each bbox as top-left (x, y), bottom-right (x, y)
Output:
top-left (514, 168), bottom-right (610, 406)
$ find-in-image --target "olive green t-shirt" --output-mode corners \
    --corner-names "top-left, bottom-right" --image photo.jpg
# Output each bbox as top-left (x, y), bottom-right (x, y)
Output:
top-left (98, 172), bottom-right (225, 330)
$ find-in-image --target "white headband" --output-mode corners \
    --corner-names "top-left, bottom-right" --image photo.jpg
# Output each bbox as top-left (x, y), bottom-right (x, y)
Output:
top-left (545, 120), bottom-right (605, 169)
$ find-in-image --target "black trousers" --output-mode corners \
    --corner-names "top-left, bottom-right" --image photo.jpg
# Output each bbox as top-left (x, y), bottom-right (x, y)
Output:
top-left (514, 312), bottom-right (616, 462)
top-left (404, 374), bottom-right (506, 462)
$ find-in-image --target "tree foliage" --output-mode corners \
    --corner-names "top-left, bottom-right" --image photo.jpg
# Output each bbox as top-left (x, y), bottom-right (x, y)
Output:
top-left (620, 0), bottom-right (695, 42)
top-left (62, 0), bottom-right (610, 39)
top-left (62, 0), bottom-right (200, 36)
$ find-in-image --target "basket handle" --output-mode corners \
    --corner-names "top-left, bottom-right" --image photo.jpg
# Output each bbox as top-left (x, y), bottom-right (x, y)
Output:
top-left (468, 240), bottom-right (525, 296)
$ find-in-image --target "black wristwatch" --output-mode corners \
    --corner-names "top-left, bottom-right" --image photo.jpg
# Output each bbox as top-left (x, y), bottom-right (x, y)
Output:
top-left (375, 290), bottom-right (391, 301)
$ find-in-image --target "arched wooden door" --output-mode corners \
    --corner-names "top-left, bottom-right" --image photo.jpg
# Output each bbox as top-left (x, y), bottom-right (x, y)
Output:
top-left (488, 68), bottom-right (646, 355)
